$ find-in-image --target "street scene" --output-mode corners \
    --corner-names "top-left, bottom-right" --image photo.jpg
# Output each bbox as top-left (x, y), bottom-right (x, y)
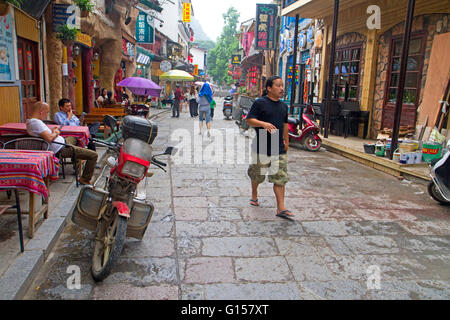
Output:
top-left (0, 0), bottom-right (449, 302)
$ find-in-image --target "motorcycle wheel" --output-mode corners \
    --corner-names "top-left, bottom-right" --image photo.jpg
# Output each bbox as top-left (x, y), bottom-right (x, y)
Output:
top-left (303, 134), bottom-right (321, 152)
top-left (427, 181), bottom-right (450, 205)
top-left (91, 210), bottom-right (128, 281)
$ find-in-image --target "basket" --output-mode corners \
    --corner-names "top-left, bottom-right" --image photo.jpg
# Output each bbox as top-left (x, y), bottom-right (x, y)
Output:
top-left (363, 143), bottom-right (375, 154)
top-left (422, 142), bottom-right (443, 162)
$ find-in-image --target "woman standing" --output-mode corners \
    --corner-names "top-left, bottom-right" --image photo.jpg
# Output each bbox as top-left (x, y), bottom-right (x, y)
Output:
top-left (197, 82), bottom-right (213, 137)
top-left (188, 86), bottom-right (198, 117)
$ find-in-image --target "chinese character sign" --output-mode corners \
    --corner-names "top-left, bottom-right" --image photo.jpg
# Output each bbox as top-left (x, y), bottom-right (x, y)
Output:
top-left (194, 64), bottom-right (198, 76)
top-left (0, 12), bottom-right (15, 82)
top-left (136, 12), bottom-right (154, 44)
top-left (183, 3), bottom-right (191, 23)
top-left (255, 4), bottom-right (277, 50)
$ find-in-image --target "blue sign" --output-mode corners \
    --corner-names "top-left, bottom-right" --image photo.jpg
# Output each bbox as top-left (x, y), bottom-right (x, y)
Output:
top-left (136, 11), bottom-right (155, 44)
top-left (307, 26), bottom-right (314, 43)
top-left (0, 11), bottom-right (15, 82)
top-left (299, 33), bottom-right (306, 48)
top-left (53, 4), bottom-right (78, 31)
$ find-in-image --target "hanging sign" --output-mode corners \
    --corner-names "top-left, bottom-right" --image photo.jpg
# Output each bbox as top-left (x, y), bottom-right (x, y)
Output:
top-left (231, 54), bottom-right (241, 65)
top-left (53, 4), bottom-right (80, 31)
top-left (183, 3), bottom-right (191, 23)
top-left (136, 11), bottom-right (155, 44)
top-left (255, 3), bottom-right (277, 50)
top-left (193, 64), bottom-right (198, 76)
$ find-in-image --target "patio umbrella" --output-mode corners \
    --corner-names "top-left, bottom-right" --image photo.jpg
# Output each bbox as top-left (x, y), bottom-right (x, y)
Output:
top-left (117, 77), bottom-right (162, 96)
top-left (159, 69), bottom-right (194, 81)
top-left (194, 81), bottom-right (218, 89)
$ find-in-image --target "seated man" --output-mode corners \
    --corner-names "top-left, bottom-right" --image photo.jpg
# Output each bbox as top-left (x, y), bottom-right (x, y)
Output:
top-left (27, 101), bottom-right (98, 185)
top-left (54, 98), bottom-right (99, 150)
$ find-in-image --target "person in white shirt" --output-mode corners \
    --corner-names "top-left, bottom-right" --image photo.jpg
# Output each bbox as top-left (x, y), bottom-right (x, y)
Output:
top-left (26, 101), bottom-right (98, 185)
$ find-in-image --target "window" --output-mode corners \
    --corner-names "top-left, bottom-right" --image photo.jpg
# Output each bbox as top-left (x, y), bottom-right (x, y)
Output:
top-left (333, 45), bottom-right (362, 101)
top-left (283, 0), bottom-right (297, 9)
top-left (386, 35), bottom-right (425, 105)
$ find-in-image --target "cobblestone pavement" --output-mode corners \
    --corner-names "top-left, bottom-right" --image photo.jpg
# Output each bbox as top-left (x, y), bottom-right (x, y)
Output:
top-left (24, 100), bottom-right (450, 300)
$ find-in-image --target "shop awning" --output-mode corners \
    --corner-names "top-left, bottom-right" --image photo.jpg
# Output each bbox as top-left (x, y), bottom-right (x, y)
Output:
top-left (139, 0), bottom-right (163, 13)
top-left (20, 0), bottom-right (52, 19)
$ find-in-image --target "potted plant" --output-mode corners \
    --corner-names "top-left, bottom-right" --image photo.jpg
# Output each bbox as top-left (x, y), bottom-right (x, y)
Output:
top-left (56, 24), bottom-right (79, 47)
top-left (73, 0), bottom-right (94, 18)
top-left (0, 0), bottom-right (22, 16)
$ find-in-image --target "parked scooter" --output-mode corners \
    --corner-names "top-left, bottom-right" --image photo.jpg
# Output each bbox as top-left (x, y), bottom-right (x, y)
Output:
top-left (223, 95), bottom-right (233, 120)
top-left (427, 140), bottom-right (450, 205)
top-left (235, 96), bottom-right (256, 138)
top-left (71, 115), bottom-right (175, 281)
top-left (288, 104), bottom-right (322, 151)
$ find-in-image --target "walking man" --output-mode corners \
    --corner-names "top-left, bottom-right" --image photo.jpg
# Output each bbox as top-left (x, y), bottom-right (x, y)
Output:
top-left (246, 76), bottom-right (293, 219)
top-left (173, 84), bottom-right (183, 118)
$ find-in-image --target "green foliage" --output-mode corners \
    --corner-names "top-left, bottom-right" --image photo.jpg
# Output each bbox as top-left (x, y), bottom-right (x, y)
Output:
top-left (56, 24), bottom-right (79, 42)
top-left (73, 0), bottom-right (94, 12)
top-left (1, 0), bottom-right (23, 7)
top-left (207, 7), bottom-right (240, 85)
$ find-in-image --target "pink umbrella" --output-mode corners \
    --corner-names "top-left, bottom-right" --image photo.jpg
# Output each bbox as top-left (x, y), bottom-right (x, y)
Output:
top-left (117, 77), bottom-right (162, 96)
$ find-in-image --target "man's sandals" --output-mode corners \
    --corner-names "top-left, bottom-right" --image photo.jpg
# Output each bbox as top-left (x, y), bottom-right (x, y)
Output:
top-left (276, 210), bottom-right (295, 220)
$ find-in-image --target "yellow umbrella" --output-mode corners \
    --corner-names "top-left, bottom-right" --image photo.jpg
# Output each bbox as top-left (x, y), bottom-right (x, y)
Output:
top-left (159, 69), bottom-right (194, 81)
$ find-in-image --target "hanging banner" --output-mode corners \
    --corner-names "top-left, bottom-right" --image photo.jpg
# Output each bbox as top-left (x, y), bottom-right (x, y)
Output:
top-left (0, 11), bottom-right (15, 82)
top-left (255, 3), bottom-right (277, 50)
top-left (136, 11), bottom-right (155, 44)
top-left (193, 64), bottom-right (198, 76)
top-left (183, 3), bottom-right (191, 23)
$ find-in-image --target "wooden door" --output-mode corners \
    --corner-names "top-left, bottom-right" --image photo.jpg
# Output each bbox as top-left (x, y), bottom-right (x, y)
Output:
top-left (17, 37), bottom-right (40, 121)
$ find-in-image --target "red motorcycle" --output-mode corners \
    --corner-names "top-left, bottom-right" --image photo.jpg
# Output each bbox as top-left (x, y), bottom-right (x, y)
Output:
top-left (72, 115), bottom-right (174, 281)
top-left (288, 104), bottom-right (322, 151)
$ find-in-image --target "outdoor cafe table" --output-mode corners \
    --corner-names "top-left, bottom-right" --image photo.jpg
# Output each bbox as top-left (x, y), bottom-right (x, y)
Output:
top-left (0, 123), bottom-right (90, 148)
top-left (0, 149), bottom-right (60, 238)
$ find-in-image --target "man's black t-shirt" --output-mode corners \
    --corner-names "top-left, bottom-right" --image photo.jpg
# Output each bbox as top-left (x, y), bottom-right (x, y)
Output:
top-left (246, 96), bottom-right (288, 156)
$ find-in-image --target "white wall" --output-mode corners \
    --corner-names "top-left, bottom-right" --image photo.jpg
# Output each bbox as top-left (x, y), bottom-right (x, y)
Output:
top-left (190, 47), bottom-right (206, 70)
top-left (155, 0), bottom-right (179, 42)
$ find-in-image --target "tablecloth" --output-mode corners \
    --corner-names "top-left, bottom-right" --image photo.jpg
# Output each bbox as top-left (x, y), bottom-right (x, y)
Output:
top-left (0, 150), bottom-right (60, 199)
top-left (0, 123), bottom-right (91, 148)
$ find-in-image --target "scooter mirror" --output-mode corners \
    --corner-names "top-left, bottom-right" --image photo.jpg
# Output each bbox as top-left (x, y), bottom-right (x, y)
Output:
top-left (164, 146), bottom-right (176, 155)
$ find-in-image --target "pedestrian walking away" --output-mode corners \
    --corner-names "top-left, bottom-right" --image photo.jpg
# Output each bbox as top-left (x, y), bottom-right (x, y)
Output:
top-left (210, 98), bottom-right (216, 120)
top-left (173, 84), bottom-right (183, 118)
top-left (197, 82), bottom-right (213, 137)
top-left (245, 76), bottom-right (293, 219)
top-left (188, 86), bottom-right (198, 117)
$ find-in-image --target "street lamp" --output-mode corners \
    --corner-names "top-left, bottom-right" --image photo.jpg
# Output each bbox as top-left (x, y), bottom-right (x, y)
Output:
top-left (73, 45), bottom-right (80, 57)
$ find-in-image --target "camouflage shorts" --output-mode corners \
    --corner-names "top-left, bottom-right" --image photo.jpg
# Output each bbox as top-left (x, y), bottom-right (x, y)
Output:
top-left (247, 153), bottom-right (289, 186)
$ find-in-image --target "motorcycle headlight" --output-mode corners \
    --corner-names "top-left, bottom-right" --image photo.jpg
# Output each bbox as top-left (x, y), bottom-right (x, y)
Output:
top-left (121, 161), bottom-right (146, 179)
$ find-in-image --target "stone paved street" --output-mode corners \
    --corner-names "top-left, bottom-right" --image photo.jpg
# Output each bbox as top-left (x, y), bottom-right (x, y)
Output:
top-left (24, 100), bottom-right (450, 300)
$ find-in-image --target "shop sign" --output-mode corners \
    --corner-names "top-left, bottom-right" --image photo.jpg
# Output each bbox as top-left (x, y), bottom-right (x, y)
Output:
top-left (307, 26), bottom-right (314, 43)
top-left (193, 64), bottom-right (198, 76)
top-left (52, 4), bottom-right (80, 31)
top-left (182, 3), bottom-right (191, 23)
top-left (76, 33), bottom-right (92, 47)
top-left (137, 53), bottom-right (150, 65)
top-left (0, 11), bottom-right (15, 82)
top-left (123, 38), bottom-right (135, 57)
top-left (231, 54), bottom-right (241, 65)
top-left (299, 33), bottom-right (306, 48)
top-left (301, 50), bottom-right (310, 65)
top-left (255, 4), bottom-right (277, 50)
top-left (136, 11), bottom-right (155, 44)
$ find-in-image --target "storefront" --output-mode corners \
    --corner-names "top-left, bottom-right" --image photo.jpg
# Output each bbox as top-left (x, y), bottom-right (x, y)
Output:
top-left (72, 32), bottom-right (94, 114)
top-left (0, 6), bottom-right (22, 125)
top-left (135, 46), bottom-right (152, 79)
top-left (114, 32), bottom-right (136, 102)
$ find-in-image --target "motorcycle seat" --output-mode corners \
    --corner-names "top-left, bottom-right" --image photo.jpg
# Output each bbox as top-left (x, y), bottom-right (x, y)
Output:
top-left (288, 117), bottom-right (301, 126)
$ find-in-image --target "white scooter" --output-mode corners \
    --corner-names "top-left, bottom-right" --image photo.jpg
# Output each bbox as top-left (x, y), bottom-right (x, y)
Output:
top-left (428, 140), bottom-right (450, 205)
